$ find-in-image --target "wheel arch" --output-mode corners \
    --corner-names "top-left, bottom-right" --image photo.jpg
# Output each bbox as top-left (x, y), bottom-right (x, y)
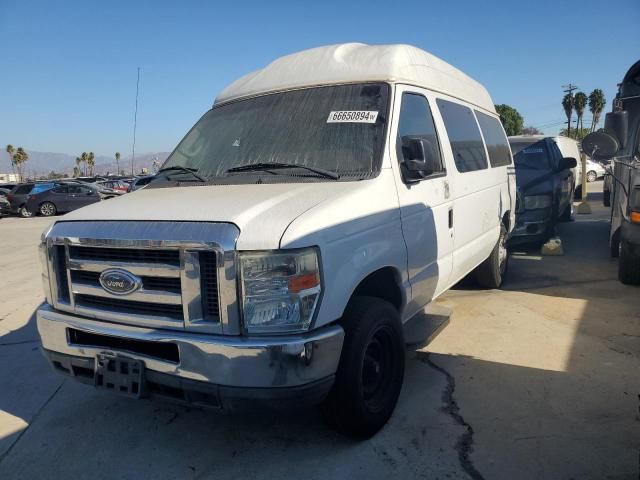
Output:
top-left (347, 266), bottom-right (406, 314)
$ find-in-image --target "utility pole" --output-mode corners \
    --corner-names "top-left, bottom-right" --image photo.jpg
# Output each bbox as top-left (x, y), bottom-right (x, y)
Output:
top-left (562, 83), bottom-right (578, 137)
top-left (131, 67), bottom-right (141, 176)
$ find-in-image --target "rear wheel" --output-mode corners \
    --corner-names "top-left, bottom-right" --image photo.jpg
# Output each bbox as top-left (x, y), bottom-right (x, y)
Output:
top-left (475, 224), bottom-right (508, 288)
top-left (18, 206), bottom-right (33, 218)
top-left (559, 202), bottom-right (573, 222)
top-left (39, 202), bottom-right (57, 217)
top-left (321, 297), bottom-right (405, 439)
top-left (618, 240), bottom-right (640, 285)
top-left (587, 170), bottom-right (597, 182)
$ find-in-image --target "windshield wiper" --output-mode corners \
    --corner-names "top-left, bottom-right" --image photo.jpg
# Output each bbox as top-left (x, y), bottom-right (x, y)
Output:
top-left (225, 162), bottom-right (339, 180)
top-left (156, 166), bottom-right (207, 182)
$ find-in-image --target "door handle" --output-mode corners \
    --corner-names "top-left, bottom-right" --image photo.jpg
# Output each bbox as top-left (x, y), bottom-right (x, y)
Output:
top-left (448, 208), bottom-right (453, 229)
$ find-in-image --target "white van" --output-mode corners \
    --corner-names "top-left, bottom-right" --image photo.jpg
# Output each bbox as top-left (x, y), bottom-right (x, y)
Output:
top-left (36, 44), bottom-right (515, 438)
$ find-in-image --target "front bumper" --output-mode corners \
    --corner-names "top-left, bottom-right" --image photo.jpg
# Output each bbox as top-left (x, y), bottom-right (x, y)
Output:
top-left (37, 304), bottom-right (344, 409)
top-left (509, 208), bottom-right (553, 244)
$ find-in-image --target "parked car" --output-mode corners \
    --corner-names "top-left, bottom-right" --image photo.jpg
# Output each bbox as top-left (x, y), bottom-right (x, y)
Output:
top-left (0, 195), bottom-right (9, 218)
top-left (128, 175), bottom-right (155, 191)
top-left (583, 58), bottom-right (640, 284)
top-left (6, 183), bottom-right (37, 217)
top-left (36, 44), bottom-right (515, 438)
top-left (26, 183), bottom-right (107, 216)
top-left (508, 135), bottom-right (577, 245)
top-left (97, 180), bottom-right (130, 193)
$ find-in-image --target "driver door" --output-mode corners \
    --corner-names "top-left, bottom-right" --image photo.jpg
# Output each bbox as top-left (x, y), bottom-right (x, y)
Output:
top-left (391, 86), bottom-right (454, 315)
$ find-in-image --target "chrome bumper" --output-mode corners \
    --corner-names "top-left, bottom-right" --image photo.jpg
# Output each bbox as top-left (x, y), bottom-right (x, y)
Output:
top-left (37, 305), bottom-right (344, 393)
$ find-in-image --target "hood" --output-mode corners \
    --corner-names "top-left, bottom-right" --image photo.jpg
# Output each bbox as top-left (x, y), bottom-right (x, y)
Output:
top-left (59, 182), bottom-right (356, 250)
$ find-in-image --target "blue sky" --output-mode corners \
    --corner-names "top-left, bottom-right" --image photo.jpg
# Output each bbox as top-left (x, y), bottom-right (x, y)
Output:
top-left (1, 0), bottom-right (638, 158)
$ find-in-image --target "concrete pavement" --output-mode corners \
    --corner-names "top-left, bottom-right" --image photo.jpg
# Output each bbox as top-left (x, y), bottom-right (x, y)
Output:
top-left (0, 181), bottom-right (637, 479)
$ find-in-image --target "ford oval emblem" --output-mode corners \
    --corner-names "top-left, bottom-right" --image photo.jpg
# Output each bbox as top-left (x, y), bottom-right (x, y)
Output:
top-left (99, 269), bottom-right (142, 296)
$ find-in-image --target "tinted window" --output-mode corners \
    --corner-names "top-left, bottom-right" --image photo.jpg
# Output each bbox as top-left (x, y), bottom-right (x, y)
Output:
top-left (476, 112), bottom-right (512, 167)
top-left (52, 185), bottom-right (68, 194)
top-left (397, 93), bottom-right (443, 172)
top-left (14, 185), bottom-right (34, 194)
top-left (437, 99), bottom-right (488, 173)
top-left (510, 140), bottom-right (551, 170)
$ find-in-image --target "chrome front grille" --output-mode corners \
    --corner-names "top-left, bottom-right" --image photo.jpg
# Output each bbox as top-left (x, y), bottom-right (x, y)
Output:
top-left (44, 221), bottom-right (240, 334)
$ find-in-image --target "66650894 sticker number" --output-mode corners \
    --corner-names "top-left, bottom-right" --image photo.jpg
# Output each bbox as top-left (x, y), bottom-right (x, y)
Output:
top-left (326, 111), bottom-right (379, 123)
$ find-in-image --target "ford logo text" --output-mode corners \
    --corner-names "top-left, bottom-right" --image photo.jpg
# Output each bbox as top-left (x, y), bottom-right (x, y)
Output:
top-left (99, 269), bottom-right (142, 296)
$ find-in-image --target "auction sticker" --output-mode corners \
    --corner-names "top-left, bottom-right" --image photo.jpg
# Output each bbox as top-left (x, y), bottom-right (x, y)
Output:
top-left (327, 111), bottom-right (379, 123)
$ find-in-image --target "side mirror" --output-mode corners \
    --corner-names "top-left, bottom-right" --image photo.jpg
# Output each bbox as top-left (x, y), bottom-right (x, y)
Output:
top-left (582, 131), bottom-right (619, 161)
top-left (604, 111), bottom-right (628, 149)
top-left (401, 136), bottom-right (437, 181)
top-left (559, 157), bottom-right (577, 170)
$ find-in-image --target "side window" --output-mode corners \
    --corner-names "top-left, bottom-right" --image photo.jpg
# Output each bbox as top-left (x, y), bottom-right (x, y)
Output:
top-left (397, 93), bottom-right (444, 174)
top-left (475, 111), bottom-right (512, 167)
top-left (52, 185), bottom-right (68, 194)
top-left (436, 99), bottom-right (488, 173)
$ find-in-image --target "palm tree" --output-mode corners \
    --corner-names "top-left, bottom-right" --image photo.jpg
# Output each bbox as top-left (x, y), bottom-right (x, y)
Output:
top-left (75, 156), bottom-right (82, 176)
top-left (13, 147), bottom-right (29, 181)
top-left (87, 152), bottom-right (95, 176)
top-left (80, 152), bottom-right (88, 176)
top-left (115, 152), bottom-right (120, 175)
top-left (573, 92), bottom-right (587, 133)
top-left (562, 93), bottom-right (574, 138)
top-left (589, 89), bottom-right (607, 132)
top-left (5, 144), bottom-right (16, 176)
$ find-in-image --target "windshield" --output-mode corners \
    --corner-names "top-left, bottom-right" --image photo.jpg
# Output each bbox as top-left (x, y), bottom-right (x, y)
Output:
top-left (160, 83), bottom-right (389, 183)
top-left (510, 140), bottom-right (551, 170)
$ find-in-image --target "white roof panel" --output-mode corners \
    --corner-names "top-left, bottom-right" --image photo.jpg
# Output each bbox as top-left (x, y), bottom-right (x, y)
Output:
top-left (215, 43), bottom-right (496, 113)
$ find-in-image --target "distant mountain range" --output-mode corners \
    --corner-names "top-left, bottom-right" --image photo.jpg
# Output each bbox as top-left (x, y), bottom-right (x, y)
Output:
top-left (0, 150), bottom-right (171, 177)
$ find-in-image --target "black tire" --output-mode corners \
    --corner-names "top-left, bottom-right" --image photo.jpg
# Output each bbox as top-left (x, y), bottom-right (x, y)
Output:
top-left (610, 230), bottom-right (620, 259)
top-left (18, 206), bottom-right (33, 218)
top-left (475, 224), bottom-right (508, 288)
top-left (587, 170), bottom-right (597, 183)
top-left (321, 297), bottom-right (405, 439)
top-left (574, 184), bottom-right (582, 200)
top-left (39, 202), bottom-right (57, 217)
top-left (618, 240), bottom-right (640, 285)
top-left (559, 202), bottom-right (573, 222)
top-left (603, 190), bottom-right (611, 207)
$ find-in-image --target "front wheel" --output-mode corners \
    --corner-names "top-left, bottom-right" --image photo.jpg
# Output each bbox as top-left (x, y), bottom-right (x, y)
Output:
top-left (475, 225), bottom-right (508, 288)
top-left (587, 171), bottom-right (597, 183)
top-left (39, 202), bottom-right (57, 217)
top-left (321, 297), bottom-right (405, 439)
top-left (618, 240), bottom-right (640, 285)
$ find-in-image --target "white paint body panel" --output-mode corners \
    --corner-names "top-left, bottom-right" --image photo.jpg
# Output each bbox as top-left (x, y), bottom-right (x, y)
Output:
top-left (62, 45), bottom-right (516, 333)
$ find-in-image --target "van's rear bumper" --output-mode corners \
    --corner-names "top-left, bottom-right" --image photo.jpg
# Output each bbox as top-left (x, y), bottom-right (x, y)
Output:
top-left (37, 304), bottom-right (344, 410)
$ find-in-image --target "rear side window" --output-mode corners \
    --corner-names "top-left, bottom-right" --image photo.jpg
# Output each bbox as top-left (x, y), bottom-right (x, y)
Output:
top-left (476, 112), bottom-right (512, 167)
top-left (436, 99), bottom-right (488, 173)
top-left (397, 93), bottom-right (443, 173)
top-left (14, 185), bottom-right (34, 194)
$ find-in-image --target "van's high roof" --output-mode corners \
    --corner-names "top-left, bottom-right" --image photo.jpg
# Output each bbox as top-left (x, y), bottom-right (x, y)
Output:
top-left (215, 43), bottom-right (495, 113)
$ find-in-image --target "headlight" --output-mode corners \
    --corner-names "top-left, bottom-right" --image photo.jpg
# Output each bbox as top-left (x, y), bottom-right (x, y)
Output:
top-left (239, 248), bottom-right (321, 334)
top-left (524, 194), bottom-right (553, 210)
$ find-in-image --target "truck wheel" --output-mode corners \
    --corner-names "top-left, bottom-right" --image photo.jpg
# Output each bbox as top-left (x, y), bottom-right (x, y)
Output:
top-left (559, 202), bottom-right (573, 222)
top-left (475, 225), bottom-right (508, 289)
top-left (321, 296), bottom-right (404, 439)
top-left (618, 240), bottom-right (640, 285)
top-left (39, 202), bottom-right (57, 217)
top-left (587, 171), bottom-right (597, 182)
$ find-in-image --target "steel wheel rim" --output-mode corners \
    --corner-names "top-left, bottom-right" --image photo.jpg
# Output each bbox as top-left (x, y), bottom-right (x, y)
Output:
top-left (362, 326), bottom-right (395, 412)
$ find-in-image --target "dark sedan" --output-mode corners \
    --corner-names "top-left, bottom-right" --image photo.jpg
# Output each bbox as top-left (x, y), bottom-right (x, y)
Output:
top-left (508, 136), bottom-right (577, 246)
top-left (25, 183), bottom-right (108, 216)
